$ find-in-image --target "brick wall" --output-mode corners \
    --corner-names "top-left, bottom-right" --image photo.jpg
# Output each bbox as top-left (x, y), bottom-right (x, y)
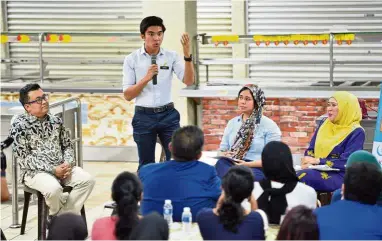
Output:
top-left (202, 97), bottom-right (379, 154)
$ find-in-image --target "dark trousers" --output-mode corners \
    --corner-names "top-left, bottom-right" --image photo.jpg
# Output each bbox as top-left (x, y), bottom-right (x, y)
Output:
top-left (132, 107), bottom-right (180, 170)
top-left (215, 157), bottom-right (265, 181)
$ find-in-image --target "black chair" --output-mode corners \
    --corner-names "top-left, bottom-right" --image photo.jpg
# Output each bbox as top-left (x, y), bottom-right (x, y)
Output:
top-left (1, 228), bottom-right (7, 240)
top-left (20, 185), bottom-right (86, 240)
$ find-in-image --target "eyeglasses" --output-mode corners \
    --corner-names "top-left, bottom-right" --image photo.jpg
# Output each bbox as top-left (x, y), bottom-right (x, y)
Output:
top-left (27, 94), bottom-right (49, 105)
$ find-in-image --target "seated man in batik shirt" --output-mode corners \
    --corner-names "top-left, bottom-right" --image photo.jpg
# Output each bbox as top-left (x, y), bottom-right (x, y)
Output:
top-left (10, 83), bottom-right (95, 219)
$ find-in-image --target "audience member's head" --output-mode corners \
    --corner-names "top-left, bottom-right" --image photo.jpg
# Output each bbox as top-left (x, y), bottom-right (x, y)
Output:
top-left (258, 141), bottom-right (299, 224)
top-left (276, 205), bottom-right (319, 240)
top-left (345, 150), bottom-right (382, 202)
top-left (169, 125), bottom-right (204, 161)
top-left (218, 165), bottom-right (254, 233)
top-left (19, 83), bottom-right (49, 118)
top-left (261, 141), bottom-right (298, 183)
top-left (112, 171), bottom-right (143, 240)
top-left (347, 150), bottom-right (381, 169)
top-left (47, 213), bottom-right (88, 240)
top-left (343, 162), bottom-right (382, 205)
top-left (129, 212), bottom-right (169, 240)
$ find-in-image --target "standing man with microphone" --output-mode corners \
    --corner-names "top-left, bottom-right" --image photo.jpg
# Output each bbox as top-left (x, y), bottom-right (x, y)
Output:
top-left (123, 16), bottom-right (195, 170)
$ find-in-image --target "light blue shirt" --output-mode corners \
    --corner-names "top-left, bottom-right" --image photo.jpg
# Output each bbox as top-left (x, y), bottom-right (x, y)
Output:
top-left (122, 46), bottom-right (185, 107)
top-left (220, 115), bottom-right (281, 161)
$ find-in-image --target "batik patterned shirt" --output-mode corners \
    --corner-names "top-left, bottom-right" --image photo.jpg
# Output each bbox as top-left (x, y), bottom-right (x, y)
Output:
top-left (9, 113), bottom-right (75, 182)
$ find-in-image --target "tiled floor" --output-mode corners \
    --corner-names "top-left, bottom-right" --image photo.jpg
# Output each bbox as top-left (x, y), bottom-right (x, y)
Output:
top-left (1, 161), bottom-right (138, 240)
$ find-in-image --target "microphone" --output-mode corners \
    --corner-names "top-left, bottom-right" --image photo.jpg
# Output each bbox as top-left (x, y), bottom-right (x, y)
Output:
top-left (1, 137), bottom-right (14, 151)
top-left (151, 55), bottom-right (157, 85)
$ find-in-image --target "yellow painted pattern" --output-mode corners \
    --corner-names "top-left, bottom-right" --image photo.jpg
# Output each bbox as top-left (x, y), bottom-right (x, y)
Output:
top-left (1, 93), bottom-right (135, 147)
top-left (298, 172), bottom-right (307, 179)
top-left (320, 172), bottom-right (331, 180)
top-left (326, 161), bottom-right (334, 168)
top-left (307, 150), bottom-right (314, 157)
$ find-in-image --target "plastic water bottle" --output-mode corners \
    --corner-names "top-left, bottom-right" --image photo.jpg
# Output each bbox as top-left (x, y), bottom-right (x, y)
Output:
top-left (163, 199), bottom-right (173, 225)
top-left (182, 207), bottom-right (192, 233)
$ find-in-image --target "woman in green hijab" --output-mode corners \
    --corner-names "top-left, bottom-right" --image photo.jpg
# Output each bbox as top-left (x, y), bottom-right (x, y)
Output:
top-left (331, 150), bottom-right (382, 205)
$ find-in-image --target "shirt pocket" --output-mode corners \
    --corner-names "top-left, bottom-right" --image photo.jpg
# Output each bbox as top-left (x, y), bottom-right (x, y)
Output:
top-left (135, 60), bottom-right (151, 81)
top-left (158, 61), bottom-right (173, 79)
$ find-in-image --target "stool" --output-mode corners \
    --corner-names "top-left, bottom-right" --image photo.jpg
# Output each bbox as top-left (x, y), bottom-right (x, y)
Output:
top-left (20, 185), bottom-right (86, 240)
top-left (317, 192), bottom-right (333, 206)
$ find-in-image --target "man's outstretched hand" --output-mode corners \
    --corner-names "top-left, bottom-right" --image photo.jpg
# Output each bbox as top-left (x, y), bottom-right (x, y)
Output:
top-left (181, 33), bottom-right (191, 57)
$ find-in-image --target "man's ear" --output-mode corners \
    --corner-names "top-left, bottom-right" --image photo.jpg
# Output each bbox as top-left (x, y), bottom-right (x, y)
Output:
top-left (140, 192), bottom-right (143, 201)
top-left (196, 151), bottom-right (202, 160)
top-left (168, 142), bottom-right (172, 153)
top-left (140, 34), bottom-right (145, 41)
top-left (24, 104), bottom-right (30, 113)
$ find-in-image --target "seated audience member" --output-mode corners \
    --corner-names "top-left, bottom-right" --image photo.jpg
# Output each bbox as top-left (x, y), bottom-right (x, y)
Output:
top-left (297, 91), bottom-right (365, 192)
top-left (47, 213), bottom-right (88, 240)
top-left (255, 141), bottom-right (317, 224)
top-left (215, 84), bottom-right (281, 180)
top-left (139, 126), bottom-right (221, 222)
top-left (92, 171), bottom-right (142, 240)
top-left (276, 205), bottom-right (319, 240)
top-left (197, 166), bottom-right (265, 240)
top-left (10, 84), bottom-right (95, 218)
top-left (129, 212), bottom-right (169, 240)
top-left (331, 150), bottom-right (382, 205)
top-left (315, 162), bottom-right (382, 240)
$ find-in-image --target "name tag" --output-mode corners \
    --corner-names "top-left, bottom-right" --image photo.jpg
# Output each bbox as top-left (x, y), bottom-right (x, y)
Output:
top-left (160, 66), bottom-right (169, 70)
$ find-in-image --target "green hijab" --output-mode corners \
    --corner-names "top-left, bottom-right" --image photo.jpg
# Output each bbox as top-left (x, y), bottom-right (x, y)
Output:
top-left (346, 150), bottom-right (382, 201)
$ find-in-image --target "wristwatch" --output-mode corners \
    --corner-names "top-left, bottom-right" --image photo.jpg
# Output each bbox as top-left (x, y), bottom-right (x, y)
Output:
top-left (184, 54), bottom-right (193, 62)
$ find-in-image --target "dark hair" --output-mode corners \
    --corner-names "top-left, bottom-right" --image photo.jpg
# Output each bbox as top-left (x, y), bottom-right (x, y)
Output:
top-left (171, 125), bottom-right (204, 161)
top-left (238, 86), bottom-right (258, 110)
top-left (112, 171), bottom-right (143, 240)
top-left (276, 205), bottom-right (319, 240)
top-left (129, 212), bottom-right (169, 240)
top-left (218, 165), bottom-right (254, 233)
top-left (140, 16), bottom-right (166, 35)
top-left (261, 141), bottom-right (298, 183)
top-left (344, 162), bottom-right (382, 205)
top-left (47, 213), bottom-right (88, 240)
top-left (19, 83), bottom-right (41, 106)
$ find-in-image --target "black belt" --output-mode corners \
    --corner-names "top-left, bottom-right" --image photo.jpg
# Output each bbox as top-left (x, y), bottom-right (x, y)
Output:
top-left (135, 102), bottom-right (174, 114)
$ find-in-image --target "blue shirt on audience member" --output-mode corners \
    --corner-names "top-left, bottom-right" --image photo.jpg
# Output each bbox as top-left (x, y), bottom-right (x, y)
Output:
top-left (220, 115), bottom-right (281, 161)
top-left (196, 208), bottom-right (265, 240)
top-left (315, 199), bottom-right (382, 240)
top-left (139, 160), bottom-right (221, 222)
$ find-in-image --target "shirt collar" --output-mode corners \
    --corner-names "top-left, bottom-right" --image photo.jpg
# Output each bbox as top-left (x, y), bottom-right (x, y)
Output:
top-left (140, 45), bottom-right (164, 56)
top-left (26, 112), bottom-right (50, 123)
